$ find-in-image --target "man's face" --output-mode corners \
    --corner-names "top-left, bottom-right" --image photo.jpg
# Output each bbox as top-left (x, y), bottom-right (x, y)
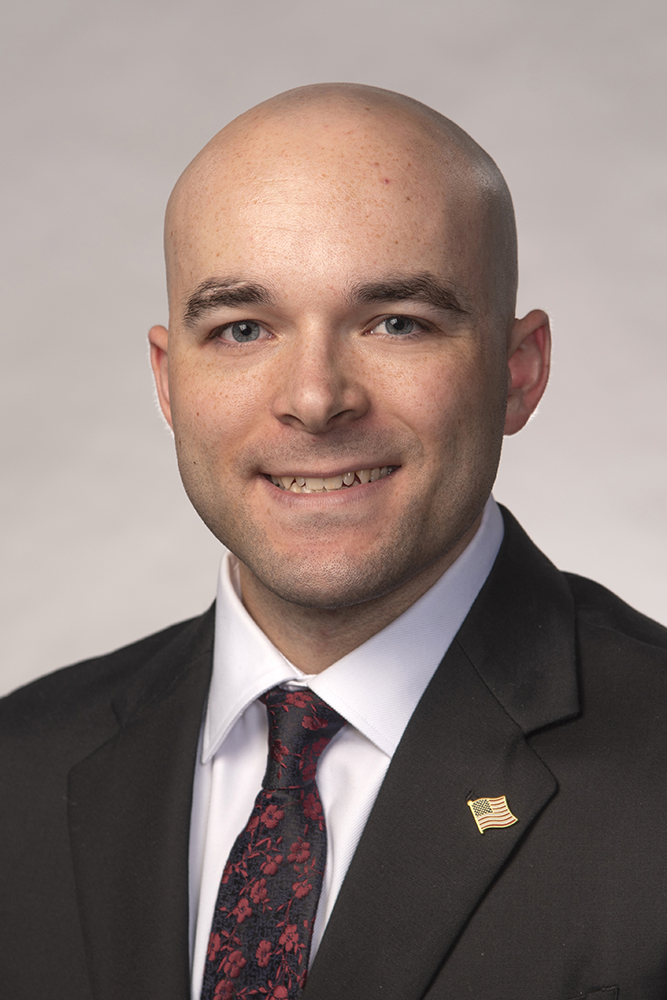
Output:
top-left (151, 112), bottom-right (513, 610)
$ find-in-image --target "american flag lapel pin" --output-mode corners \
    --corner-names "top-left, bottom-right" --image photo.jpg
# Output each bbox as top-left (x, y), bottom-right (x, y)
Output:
top-left (467, 795), bottom-right (518, 834)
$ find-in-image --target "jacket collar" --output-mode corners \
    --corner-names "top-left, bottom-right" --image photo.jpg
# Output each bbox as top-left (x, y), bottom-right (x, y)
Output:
top-left (457, 505), bottom-right (579, 735)
top-left (68, 607), bottom-right (215, 1000)
top-left (305, 509), bottom-right (579, 1000)
top-left (66, 509), bottom-right (580, 1000)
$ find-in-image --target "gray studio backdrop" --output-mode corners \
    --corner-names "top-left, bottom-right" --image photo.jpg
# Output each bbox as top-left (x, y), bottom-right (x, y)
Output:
top-left (1, 0), bottom-right (665, 697)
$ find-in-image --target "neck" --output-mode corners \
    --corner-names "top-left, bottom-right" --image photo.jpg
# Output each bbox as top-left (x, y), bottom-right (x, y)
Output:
top-left (237, 518), bottom-right (481, 673)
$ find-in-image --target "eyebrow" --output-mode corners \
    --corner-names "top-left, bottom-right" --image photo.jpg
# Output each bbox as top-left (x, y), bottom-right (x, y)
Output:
top-left (183, 278), bottom-right (275, 326)
top-left (182, 271), bottom-right (469, 326)
top-left (349, 273), bottom-right (470, 315)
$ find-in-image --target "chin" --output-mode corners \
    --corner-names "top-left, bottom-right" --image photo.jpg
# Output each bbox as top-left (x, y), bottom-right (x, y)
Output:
top-left (196, 482), bottom-right (488, 611)
top-left (240, 544), bottom-right (429, 611)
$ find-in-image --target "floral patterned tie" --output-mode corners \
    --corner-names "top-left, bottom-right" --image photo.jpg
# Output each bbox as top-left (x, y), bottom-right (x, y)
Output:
top-left (200, 687), bottom-right (346, 1000)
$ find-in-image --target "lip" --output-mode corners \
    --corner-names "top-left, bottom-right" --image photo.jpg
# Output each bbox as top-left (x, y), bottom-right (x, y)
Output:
top-left (262, 463), bottom-right (400, 480)
top-left (262, 464), bottom-right (399, 494)
top-left (258, 466), bottom-right (400, 502)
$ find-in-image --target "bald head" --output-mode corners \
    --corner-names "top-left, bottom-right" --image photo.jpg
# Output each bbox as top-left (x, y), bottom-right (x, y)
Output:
top-left (149, 83), bottom-right (550, 631)
top-left (165, 83), bottom-right (518, 330)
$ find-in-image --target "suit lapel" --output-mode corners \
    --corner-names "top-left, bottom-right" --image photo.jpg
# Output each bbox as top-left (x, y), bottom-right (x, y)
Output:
top-left (66, 510), bottom-right (579, 1000)
top-left (305, 510), bottom-right (579, 1000)
top-left (68, 608), bottom-right (215, 1000)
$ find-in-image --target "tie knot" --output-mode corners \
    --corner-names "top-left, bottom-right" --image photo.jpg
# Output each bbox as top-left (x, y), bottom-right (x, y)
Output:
top-left (260, 687), bottom-right (346, 789)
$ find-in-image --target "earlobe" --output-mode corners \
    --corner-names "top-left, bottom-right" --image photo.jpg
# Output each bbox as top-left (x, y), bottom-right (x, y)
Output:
top-left (148, 324), bottom-right (173, 429)
top-left (504, 309), bottom-right (551, 436)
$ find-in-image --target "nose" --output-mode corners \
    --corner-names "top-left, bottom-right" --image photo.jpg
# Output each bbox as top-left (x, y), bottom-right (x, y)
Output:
top-left (272, 327), bottom-right (370, 434)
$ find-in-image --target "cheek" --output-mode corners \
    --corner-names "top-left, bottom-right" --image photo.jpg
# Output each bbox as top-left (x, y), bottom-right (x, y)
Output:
top-left (408, 357), bottom-right (506, 471)
top-left (382, 356), bottom-right (473, 431)
top-left (168, 358), bottom-right (259, 461)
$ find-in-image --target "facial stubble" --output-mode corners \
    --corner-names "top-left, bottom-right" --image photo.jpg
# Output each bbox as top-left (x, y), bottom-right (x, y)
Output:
top-left (175, 408), bottom-right (504, 615)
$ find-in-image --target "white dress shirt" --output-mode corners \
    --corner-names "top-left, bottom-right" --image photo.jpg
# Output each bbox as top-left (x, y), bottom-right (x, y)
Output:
top-left (188, 496), bottom-right (504, 998)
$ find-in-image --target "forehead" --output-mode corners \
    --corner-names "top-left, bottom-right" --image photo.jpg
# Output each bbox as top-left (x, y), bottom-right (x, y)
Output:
top-left (167, 110), bottom-right (485, 299)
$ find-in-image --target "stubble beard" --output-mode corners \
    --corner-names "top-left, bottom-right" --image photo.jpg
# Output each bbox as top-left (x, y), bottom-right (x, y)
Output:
top-left (176, 400), bottom-right (504, 614)
top-left (190, 475), bottom-right (492, 613)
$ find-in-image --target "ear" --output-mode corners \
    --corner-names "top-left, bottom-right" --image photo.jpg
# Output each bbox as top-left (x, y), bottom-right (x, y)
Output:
top-left (504, 309), bottom-right (551, 436)
top-left (148, 324), bottom-right (173, 429)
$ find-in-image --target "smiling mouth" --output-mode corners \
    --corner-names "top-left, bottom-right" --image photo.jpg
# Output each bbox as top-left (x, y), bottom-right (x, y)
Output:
top-left (266, 466), bottom-right (398, 493)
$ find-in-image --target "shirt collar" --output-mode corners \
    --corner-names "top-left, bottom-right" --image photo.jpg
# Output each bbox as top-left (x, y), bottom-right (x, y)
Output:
top-left (203, 496), bottom-right (504, 763)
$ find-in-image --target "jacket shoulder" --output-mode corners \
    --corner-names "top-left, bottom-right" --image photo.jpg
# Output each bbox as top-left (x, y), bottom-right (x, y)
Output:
top-left (565, 572), bottom-right (667, 653)
top-left (0, 611), bottom-right (210, 735)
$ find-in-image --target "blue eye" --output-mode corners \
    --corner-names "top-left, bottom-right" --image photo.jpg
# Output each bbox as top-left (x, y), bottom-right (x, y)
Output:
top-left (382, 316), bottom-right (415, 336)
top-left (229, 321), bottom-right (261, 342)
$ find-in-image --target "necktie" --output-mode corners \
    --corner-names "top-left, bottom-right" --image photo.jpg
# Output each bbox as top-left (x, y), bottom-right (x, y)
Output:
top-left (200, 687), bottom-right (346, 1000)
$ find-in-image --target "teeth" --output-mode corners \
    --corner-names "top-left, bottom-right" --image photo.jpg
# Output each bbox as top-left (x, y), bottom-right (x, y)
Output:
top-left (269, 467), bottom-right (396, 492)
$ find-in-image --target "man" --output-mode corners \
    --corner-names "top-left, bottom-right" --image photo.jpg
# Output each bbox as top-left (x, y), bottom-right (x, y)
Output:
top-left (1, 83), bottom-right (666, 1000)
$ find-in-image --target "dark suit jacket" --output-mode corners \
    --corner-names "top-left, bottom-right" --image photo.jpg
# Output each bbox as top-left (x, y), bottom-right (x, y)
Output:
top-left (2, 509), bottom-right (667, 1000)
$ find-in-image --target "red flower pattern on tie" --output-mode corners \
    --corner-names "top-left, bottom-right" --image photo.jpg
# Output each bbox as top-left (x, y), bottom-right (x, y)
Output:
top-left (200, 688), bottom-right (346, 1000)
